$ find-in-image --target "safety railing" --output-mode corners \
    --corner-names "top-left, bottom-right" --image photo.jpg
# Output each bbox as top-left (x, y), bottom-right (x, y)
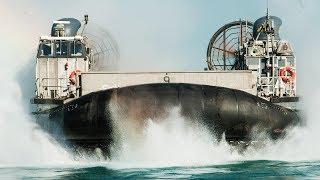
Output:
top-left (36, 77), bottom-right (73, 99)
top-left (257, 76), bottom-right (296, 99)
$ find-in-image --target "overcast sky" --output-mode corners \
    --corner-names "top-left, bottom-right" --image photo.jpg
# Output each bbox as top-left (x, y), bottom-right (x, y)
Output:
top-left (2, 0), bottom-right (314, 70)
top-left (0, 0), bottom-right (319, 97)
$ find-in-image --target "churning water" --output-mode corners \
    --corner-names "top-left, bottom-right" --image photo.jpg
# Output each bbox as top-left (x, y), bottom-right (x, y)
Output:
top-left (1, 95), bottom-right (320, 179)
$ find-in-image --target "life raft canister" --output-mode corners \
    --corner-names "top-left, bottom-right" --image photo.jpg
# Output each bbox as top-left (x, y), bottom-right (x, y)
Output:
top-left (69, 70), bottom-right (82, 85)
top-left (279, 66), bottom-right (296, 84)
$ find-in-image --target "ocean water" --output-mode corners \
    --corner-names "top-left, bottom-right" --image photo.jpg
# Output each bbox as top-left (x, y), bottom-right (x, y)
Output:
top-left (1, 161), bottom-right (320, 179)
top-left (1, 108), bottom-right (319, 179)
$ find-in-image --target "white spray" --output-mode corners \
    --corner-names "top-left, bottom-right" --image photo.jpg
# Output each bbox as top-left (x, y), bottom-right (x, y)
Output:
top-left (109, 106), bottom-right (243, 168)
top-left (0, 4), bottom-right (72, 166)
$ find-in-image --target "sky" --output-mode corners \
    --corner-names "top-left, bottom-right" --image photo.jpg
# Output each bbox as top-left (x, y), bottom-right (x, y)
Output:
top-left (0, 0), bottom-right (286, 71)
top-left (0, 0), bottom-right (319, 102)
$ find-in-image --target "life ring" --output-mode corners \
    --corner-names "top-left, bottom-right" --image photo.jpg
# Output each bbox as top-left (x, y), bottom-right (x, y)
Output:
top-left (279, 66), bottom-right (296, 84)
top-left (69, 70), bottom-right (81, 85)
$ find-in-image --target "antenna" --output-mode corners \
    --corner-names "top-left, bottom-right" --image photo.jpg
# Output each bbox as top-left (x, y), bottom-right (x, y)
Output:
top-left (266, 0), bottom-right (270, 19)
top-left (84, 14), bottom-right (89, 25)
top-left (81, 14), bottom-right (89, 35)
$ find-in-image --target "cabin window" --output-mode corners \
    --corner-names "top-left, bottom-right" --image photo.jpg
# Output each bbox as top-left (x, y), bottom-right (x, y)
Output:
top-left (38, 41), bottom-right (53, 57)
top-left (286, 57), bottom-right (295, 66)
top-left (37, 40), bottom-right (85, 58)
top-left (70, 40), bottom-right (84, 57)
top-left (54, 40), bottom-right (68, 56)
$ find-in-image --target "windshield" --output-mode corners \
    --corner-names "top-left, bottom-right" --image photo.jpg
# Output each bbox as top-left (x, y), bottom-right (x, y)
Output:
top-left (37, 40), bottom-right (85, 58)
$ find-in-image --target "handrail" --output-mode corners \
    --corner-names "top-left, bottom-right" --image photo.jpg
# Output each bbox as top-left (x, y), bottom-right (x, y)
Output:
top-left (257, 76), bottom-right (296, 98)
top-left (41, 85), bottom-right (68, 88)
top-left (41, 77), bottom-right (68, 81)
top-left (37, 77), bottom-right (81, 99)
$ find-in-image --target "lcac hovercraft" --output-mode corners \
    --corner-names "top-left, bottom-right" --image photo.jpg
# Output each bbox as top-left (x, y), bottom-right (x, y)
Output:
top-left (31, 14), bottom-right (300, 154)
